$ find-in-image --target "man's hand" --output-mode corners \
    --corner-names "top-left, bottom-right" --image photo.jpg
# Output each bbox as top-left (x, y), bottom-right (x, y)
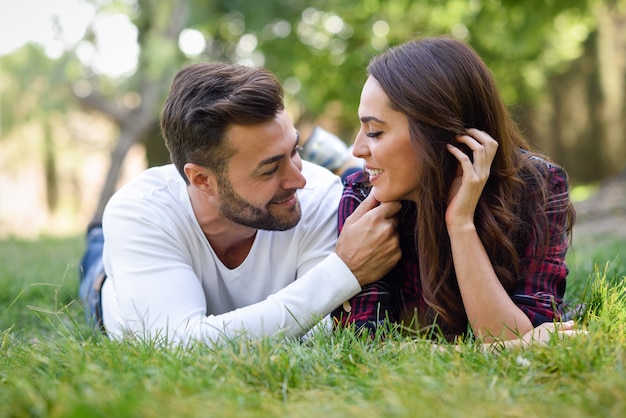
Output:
top-left (336, 194), bottom-right (402, 286)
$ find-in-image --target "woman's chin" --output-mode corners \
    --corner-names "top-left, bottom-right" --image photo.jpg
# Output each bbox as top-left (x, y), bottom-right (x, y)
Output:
top-left (372, 187), bottom-right (412, 203)
top-left (371, 188), bottom-right (392, 203)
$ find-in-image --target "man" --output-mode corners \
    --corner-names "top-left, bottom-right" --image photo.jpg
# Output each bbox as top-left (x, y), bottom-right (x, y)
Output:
top-left (79, 62), bottom-right (401, 345)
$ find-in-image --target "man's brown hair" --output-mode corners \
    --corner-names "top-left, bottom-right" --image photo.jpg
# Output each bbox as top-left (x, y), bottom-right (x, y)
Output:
top-left (160, 62), bottom-right (285, 183)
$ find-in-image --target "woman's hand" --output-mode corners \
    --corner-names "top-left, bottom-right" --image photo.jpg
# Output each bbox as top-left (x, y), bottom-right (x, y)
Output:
top-left (519, 320), bottom-right (584, 344)
top-left (486, 320), bottom-right (586, 351)
top-left (445, 128), bottom-right (499, 230)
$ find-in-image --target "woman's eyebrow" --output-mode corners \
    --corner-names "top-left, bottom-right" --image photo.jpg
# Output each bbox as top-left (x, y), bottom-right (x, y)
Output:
top-left (360, 116), bottom-right (386, 124)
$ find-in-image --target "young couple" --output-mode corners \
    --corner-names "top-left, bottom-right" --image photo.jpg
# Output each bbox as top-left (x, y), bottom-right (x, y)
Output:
top-left (79, 36), bottom-right (578, 347)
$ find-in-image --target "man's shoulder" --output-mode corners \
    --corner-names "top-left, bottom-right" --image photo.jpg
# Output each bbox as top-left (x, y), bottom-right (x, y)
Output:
top-left (301, 160), bottom-right (340, 185)
top-left (130, 164), bottom-right (181, 187)
top-left (293, 162), bottom-right (343, 219)
top-left (105, 164), bottom-right (187, 219)
top-left (299, 161), bottom-right (342, 198)
top-left (103, 164), bottom-right (197, 246)
top-left (111, 165), bottom-right (182, 199)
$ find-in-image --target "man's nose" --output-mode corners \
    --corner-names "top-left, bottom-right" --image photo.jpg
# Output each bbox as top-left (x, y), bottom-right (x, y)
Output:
top-left (282, 157), bottom-right (306, 189)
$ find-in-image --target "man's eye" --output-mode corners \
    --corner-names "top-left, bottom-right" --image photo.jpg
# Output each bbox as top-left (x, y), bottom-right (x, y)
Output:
top-left (263, 165), bottom-right (279, 176)
top-left (293, 145), bottom-right (303, 156)
top-left (367, 131), bottom-right (382, 138)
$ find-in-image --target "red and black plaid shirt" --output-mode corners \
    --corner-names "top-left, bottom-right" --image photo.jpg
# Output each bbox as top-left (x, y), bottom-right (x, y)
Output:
top-left (332, 162), bottom-right (572, 332)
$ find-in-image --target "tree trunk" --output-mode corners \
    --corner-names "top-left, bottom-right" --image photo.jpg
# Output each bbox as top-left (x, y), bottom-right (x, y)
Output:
top-left (84, 0), bottom-right (189, 224)
top-left (43, 121), bottom-right (58, 212)
top-left (92, 129), bottom-right (143, 223)
top-left (528, 3), bottom-right (626, 184)
top-left (143, 123), bottom-right (171, 167)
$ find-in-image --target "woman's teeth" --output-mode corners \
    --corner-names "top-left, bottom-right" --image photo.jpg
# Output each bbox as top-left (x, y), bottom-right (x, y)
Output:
top-left (367, 168), bottom-right (384, 176)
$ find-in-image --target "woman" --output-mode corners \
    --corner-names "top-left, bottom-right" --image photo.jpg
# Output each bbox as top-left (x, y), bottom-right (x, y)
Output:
top-left (332, 37), bottom-right (577, 343)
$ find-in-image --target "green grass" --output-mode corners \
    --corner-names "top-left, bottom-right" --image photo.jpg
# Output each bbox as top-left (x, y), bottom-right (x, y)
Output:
top-left (0, 236), bottom-right (86, 341)
top-left (0, 234), bottom-right (624, 417)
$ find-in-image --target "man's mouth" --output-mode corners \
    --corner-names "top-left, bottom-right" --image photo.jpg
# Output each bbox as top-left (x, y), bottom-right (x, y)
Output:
top-left (270, 192), bottom-right (297, 205)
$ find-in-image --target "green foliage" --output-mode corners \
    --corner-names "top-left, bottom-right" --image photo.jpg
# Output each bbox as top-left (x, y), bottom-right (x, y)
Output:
top-left (180, 0), bottom-right (598, 137)
top-left (0, 236), bottom-right (624, 417)
top-left (0, 44), bottom-right (77, 137)
top-left (0, 0), bottom-right (602, 154)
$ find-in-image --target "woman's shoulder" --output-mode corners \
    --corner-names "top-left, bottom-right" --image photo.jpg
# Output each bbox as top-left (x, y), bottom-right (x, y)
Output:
top-left (342, 170), bottom-right (371, 201)
top-left (520, 151), bottom-right (569, 185)
top-left (337, 171), bottom-right (369, 226)
top-left (519, 152), bottom-right (571, 214)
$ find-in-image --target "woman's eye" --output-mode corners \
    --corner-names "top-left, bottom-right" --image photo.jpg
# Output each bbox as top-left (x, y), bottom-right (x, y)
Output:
top-left (367, 131), bottom-right (382, 138)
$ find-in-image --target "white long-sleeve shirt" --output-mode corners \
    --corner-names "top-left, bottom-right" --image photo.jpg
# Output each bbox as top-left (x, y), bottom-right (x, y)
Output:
top-left (101, 161), bottom-right (361, 345)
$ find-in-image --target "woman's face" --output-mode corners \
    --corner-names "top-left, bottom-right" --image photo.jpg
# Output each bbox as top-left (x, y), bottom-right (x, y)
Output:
top-left (353, 76), bottom-right (422, 203)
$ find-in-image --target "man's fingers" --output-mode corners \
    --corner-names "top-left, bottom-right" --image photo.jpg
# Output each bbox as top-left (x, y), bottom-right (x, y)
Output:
top-left (345, 193), bottom-right (401, 223)
top-left (347, 193), bottom-right (379, 221)
top-left (373, 200), bottom-right (402, 219)
top-left (353, 193), bottom-right (402, 220)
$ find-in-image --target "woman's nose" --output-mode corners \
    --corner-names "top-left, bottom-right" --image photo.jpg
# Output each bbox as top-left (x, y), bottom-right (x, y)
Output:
top-left (352, 131), bottom-right (369, 159)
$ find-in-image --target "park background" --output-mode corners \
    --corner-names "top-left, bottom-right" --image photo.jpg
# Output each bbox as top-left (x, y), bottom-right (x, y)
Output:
top-left (0, 0), bottom-right (625, 239)
top-left (1, 2), bottom-right (625, 417)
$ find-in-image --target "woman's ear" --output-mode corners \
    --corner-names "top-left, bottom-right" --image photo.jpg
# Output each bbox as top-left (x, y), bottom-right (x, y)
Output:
top-left (184, 163), bottom-right (218, 196)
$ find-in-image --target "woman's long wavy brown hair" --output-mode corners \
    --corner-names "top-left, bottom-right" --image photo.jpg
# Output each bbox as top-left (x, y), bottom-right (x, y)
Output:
top-left (367, 37), bottom-right (576, 337)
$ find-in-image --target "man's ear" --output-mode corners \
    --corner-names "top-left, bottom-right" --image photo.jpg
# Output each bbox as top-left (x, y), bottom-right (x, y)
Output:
top-left (184, 163), bottom-right (218, 196)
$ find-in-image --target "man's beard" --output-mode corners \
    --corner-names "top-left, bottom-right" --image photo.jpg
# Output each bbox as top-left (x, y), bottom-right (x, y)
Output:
top-left (217, 175), bottom-right (301, 231)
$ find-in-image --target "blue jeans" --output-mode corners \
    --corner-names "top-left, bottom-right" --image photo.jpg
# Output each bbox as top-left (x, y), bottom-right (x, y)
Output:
top-left (78, 225), bottom-right (106, 331)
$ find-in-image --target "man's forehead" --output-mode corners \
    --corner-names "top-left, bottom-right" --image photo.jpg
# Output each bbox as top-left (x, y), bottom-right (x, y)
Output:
top-left (226, 111), bottom-right (292, 143)
top-left (225, 117), bottom-right (298, 166)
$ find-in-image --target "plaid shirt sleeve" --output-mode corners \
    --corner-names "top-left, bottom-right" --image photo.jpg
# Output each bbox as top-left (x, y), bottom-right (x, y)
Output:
top-left (336, 172), bottom-right (367, 234)
top-left (511, 163), bottom-right (572, 326)
top-left (332, 172), bottom-right (394, 328)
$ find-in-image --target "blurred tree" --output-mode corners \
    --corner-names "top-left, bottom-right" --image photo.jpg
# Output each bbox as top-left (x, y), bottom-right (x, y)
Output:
top-left (1, 0), bottom-right (623, 230)
top-left (0, 45), bottom-right (78, 212)
top-left (73, 0), bottom-right (189, 221)
top-left (529, 0), bottom-right (626, 183)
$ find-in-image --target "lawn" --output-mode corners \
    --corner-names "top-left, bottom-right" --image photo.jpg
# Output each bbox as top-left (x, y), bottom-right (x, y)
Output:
top-left (0, 233), bottom-right (624, 417)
